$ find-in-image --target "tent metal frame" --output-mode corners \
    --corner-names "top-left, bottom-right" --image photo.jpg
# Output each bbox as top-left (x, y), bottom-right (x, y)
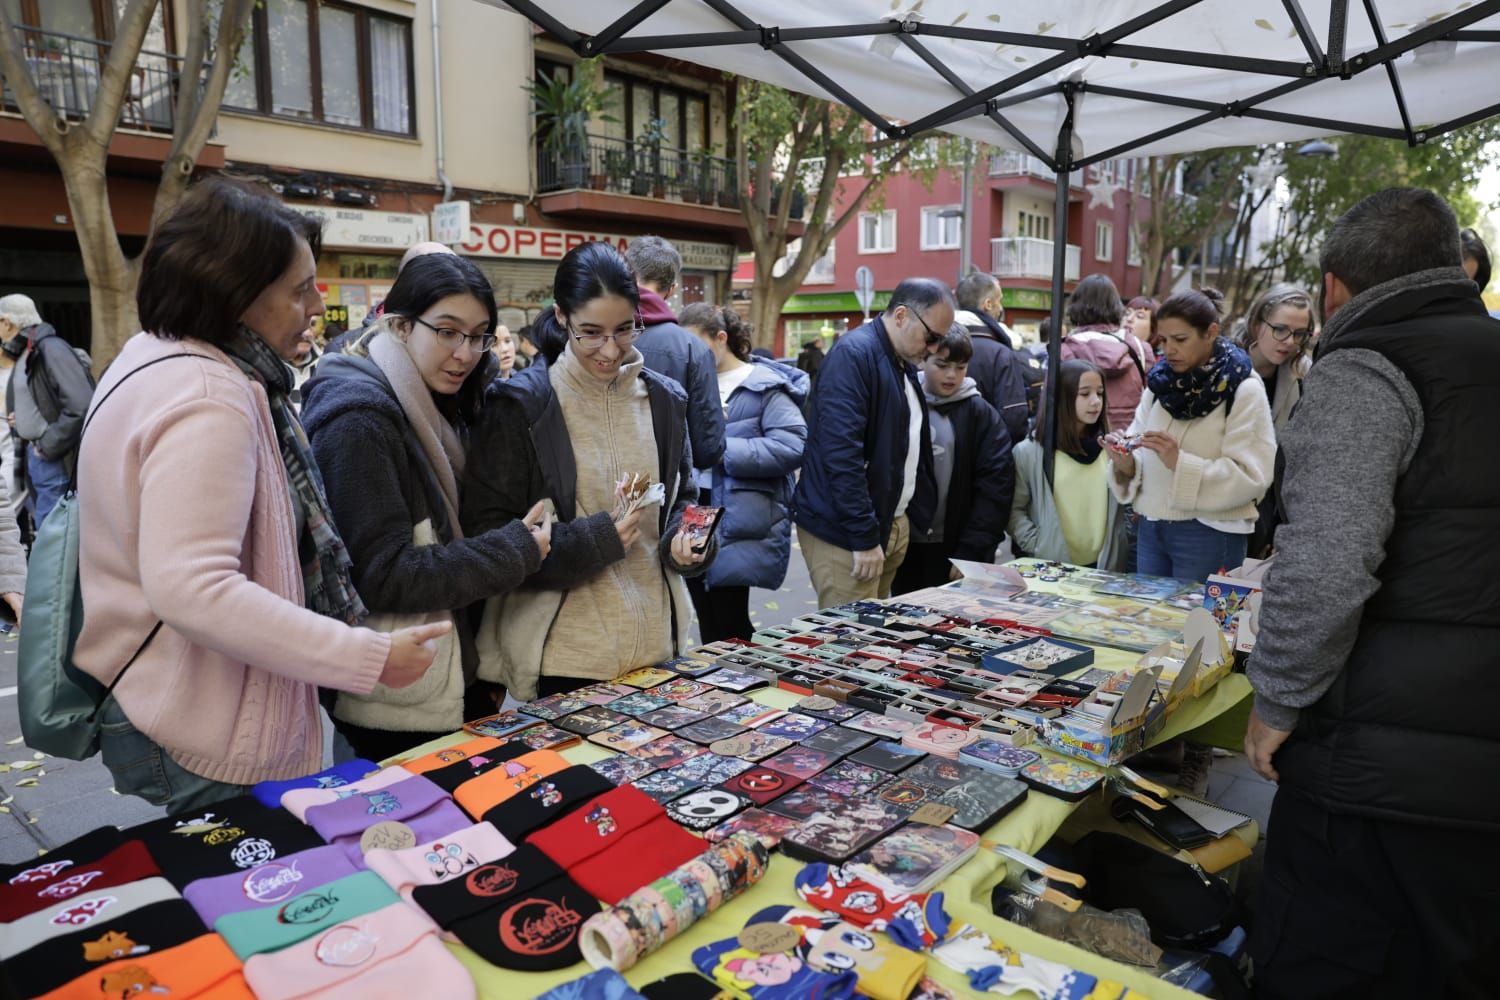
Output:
top-left (495, 0), bottom-right (1500, 477)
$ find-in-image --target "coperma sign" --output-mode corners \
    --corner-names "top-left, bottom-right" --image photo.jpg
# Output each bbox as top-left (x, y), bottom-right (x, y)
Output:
top-left (459, 224), bottom-right (630, 261)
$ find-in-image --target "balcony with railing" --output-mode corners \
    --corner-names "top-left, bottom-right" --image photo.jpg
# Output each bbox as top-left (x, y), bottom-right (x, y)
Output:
top-left (988, 150), bottom-right (1083, 190)
top-left (537, 133), bottom-right (741, 210)
top-left (0, 26), bottom-right (189, 134)
top-left (991, 237), bottom-right (1082, 282)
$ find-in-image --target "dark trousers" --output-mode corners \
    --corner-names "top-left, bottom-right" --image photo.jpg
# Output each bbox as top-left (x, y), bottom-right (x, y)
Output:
top-left (336, 682), bottom-right (500, 763)
top-left (891, 541), bottom-right (953, 595)
top-left (686, 578), bottom-right (754, 643)
top-left (1251, 789), bottom-right (1499, 999)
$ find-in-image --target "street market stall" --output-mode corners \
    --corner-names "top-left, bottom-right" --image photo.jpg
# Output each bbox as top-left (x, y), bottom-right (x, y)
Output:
top-left (0, 565), bottom-right (1260, 999)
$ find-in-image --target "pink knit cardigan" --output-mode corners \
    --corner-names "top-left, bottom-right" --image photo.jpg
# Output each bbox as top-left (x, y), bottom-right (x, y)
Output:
top-left (74, 333), bottom-right (389, 786)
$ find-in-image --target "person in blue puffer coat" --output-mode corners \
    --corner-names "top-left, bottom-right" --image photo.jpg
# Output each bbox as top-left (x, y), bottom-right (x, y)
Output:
top-left (679, 303), bottom-right (808, 642)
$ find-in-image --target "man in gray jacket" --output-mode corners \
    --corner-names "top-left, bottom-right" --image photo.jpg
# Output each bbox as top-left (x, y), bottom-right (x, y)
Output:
top-left (0, 294), bottom-right (93, 529)
top-left (625, 237), bottom-right (725, 473)
top-left (1244, 188), bottom-right (1500, 996)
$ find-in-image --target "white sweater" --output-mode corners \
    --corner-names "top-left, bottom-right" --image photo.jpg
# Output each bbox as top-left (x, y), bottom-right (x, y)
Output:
top-left (1110, 375), bottom-right (1276, 533)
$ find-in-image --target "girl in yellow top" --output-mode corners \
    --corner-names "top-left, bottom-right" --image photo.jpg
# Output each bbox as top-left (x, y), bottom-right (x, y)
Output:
top-left (1009, 359), bottom-right (1130, 569)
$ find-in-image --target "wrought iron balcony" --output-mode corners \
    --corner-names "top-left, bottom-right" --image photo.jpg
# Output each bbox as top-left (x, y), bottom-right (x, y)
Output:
top-left (0, 25), bottom-right (187, 133)
top-left (537, 133), bottom-right (741, 209)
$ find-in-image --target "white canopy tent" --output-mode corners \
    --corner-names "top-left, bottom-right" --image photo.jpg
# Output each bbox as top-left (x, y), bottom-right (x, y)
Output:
top-left (490, 0), bottom-right (1500, 471)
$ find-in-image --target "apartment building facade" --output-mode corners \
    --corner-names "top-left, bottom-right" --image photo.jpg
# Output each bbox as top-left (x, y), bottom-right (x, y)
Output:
top-left (0, 2), bottom-right (749, 345)
top-left (771, 150), bottom-right (1151, 357)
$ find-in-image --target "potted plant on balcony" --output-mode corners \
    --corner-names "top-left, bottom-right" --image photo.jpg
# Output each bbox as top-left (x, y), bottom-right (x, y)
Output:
top-left (603, 145), bottom-right (633, 194)
top-left (526, 66), bottom-right (610, 191)
top-left (633, 117), bottom-right (669, 198)
top-left (678, 154), bottom-right (701, 204)
top-left (718, 159), bottom-right (740, 209)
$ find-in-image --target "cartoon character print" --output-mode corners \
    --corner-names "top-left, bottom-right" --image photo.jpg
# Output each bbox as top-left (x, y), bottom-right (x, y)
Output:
top-left (843, 890), bottom-right (881, 915)
top-left (423, 842), bottom-right (479, 880)
top-left (364, 791), bottom-right (401, 816)
top-left (99, 965), bottom-right (169, 997)
top-left (715, 949), bottom-right (804, 988)
top-left (585, 805), bottom-right (616, 837)
top-left (314, 774), bottom-right (351, 789)
top-left (83, 930), bottom-right (149, 962)
top-left (530, 782), bottom-right (563, 808)
top-left (504, 760), bottom-right (542, 792)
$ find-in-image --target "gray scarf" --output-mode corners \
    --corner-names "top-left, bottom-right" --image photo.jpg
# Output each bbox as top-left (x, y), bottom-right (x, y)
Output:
top-left (367, 329), bottom-right (465, 539)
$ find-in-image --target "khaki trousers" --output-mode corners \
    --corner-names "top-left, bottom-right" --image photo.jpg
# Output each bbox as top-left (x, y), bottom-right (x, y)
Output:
top-left (799, 515), bottom-right (911, 609)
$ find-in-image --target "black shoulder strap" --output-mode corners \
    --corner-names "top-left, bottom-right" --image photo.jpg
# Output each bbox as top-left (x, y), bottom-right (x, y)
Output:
top-left (74, 352), bottom-right (198, 718)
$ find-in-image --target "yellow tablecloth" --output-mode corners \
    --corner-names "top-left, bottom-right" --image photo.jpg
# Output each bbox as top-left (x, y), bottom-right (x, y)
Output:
top-left (398, 666), bottom-right (1251, 998)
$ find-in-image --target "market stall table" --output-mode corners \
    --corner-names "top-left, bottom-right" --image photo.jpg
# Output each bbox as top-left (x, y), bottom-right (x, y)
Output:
top-left (393, 639), bottom-right (1252, 997)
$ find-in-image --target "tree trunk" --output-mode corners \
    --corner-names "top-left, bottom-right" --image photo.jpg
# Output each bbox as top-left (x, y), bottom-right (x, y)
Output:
top-left (59, 158), bottom-right (137, 370)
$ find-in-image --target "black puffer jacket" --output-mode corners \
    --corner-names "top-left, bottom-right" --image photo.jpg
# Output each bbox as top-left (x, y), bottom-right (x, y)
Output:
top-left (301, 353), bottom-right (541, 684)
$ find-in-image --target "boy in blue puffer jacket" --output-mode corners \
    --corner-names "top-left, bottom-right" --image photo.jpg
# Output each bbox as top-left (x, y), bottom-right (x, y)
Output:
top-left (680, 304), bottom-right (808, 641)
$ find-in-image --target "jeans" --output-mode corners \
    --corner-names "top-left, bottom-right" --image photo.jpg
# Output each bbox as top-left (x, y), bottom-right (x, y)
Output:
top-left (1135, 517), bottom-right (1247, 583)
top-left (25, 443), bottom-right (69, 530)
top-left (98, 700), bottom-right (249, 814)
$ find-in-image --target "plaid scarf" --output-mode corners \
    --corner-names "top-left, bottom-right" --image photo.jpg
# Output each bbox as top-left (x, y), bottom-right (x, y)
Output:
top-left (1145, 336), bottom-right (1254, 421)
top-left (224, 325), bottom-right (368, 625)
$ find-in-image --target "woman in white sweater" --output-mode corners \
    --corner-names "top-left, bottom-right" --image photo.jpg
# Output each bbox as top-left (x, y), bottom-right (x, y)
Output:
top-left (1106, 288), bottom-right (1275, 582)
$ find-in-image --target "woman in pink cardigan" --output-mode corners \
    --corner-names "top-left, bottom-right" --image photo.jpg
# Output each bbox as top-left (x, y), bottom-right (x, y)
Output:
top-left (73, 178), bottom-right (447, 813)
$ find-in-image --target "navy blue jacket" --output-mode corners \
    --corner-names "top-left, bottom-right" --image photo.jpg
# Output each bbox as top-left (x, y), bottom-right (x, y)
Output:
top-left (793, 317), bottom-right (937, 552)
top-left (635, 289), bottom-right (726, 472)
top-left (956, 308), bottom-right (1038, 444)
top-left (703, 359), bottom-right (808, 590)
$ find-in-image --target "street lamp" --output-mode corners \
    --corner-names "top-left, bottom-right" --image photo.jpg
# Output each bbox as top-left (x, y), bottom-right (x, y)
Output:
top-left (940, 138), bottom-right (975, 283)
top-left (1296, 139), bottom-right (1337, 159)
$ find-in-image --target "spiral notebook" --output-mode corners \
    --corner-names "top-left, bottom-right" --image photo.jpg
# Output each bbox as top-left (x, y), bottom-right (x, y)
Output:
top-left (1172, 794), bottom-right (1253, 838)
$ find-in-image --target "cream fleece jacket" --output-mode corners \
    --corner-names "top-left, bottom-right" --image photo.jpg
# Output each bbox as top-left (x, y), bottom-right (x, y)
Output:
top-left (542, 348), bottom-right (674, 678)
top-left (74, 333), bottom-right (389, 786)
top-left (1110, 375), bottom-right (1276, 531)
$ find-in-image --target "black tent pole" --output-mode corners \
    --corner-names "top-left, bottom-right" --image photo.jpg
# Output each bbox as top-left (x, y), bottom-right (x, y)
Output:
top-left (1043, 88), bottom-right (1077, 487)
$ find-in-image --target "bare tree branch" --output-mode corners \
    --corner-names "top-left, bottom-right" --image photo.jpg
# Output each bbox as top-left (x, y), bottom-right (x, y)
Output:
top-left (83, 0), bottom-right (159, 149)
top-left (0, 11), bottom-right (67, 157)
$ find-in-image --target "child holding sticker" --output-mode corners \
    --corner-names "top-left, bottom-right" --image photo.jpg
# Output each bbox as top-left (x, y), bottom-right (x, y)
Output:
top-left (680, 304), bottom-right (807, 642)
top-left (1009, 359), bottom-right (1130, 570)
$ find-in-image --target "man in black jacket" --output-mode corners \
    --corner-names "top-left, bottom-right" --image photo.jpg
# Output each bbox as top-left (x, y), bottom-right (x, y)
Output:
top-left (625, 236), bottom-right (725, 473)
top-left (952, 271), bottom-right (1038, 443)
top-left (1245, 188), bottom-right (1500, 996)
top-left (0, 294), bottom-right (93, 529)
top-left (892, 326), bottom-right (1013, 594)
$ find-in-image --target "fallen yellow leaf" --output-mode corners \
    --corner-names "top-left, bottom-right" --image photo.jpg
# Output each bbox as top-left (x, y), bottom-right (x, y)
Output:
top-left (16, 778), bottom-right (39, 788)
top-left (4, 736), bottom-right (22, 745)
top-left (9, 760), bottom-right (41, 771)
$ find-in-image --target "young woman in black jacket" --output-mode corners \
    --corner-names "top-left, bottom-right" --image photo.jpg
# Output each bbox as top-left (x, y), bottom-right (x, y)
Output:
top-left (302, 254), bottom-right (551, 760)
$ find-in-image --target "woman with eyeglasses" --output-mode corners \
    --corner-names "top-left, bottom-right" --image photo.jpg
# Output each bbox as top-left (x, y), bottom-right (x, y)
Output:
top-left (1105, 287), bottom-right (1276, 583)
top-left (302, 253), bottom-right (553, 760)
top-left (1232, 283), bottom-right (1316, 437)
top-left (463, 241), bottom-right (712, 700)
top-left (1231, 283), bottom-right (1315, 557)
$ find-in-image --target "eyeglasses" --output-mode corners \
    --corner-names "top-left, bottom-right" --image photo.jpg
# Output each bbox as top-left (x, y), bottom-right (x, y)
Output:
top-left (1262, 321), bottom-right (1314, 344)
top-left (908, 308), bottom-right (945, 347)
top-left (569, 319), bottom-right (645, 350)
top-left (412, 316), bottom-right (497, 352)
